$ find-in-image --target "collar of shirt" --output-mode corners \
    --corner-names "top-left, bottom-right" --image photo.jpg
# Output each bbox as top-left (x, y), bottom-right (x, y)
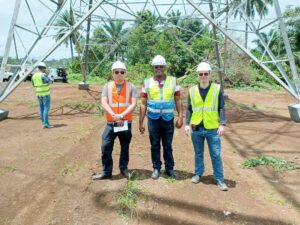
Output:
top-left (198, 81), bottom-right (211, 90)
top-left (153, 75), bottom-right (166, 88)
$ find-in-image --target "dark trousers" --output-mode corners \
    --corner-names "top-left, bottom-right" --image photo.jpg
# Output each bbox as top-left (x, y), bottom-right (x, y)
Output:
top-left (148, 117), bottom-right (175, 171)
top-left (101, 123), bottom-right (132, 175)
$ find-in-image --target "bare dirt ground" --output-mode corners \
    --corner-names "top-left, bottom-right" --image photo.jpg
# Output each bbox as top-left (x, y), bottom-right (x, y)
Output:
top-left (0, 82), bottom-right (299, 225)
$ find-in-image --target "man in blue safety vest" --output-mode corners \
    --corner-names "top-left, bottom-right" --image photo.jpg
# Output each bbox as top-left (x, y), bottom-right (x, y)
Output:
top-left (139, 55), bottom-right (183, 180)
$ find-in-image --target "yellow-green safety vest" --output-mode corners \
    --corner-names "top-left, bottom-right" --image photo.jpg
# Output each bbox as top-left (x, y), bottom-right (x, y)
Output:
top-left (189, 83), bottom-right (220, 129)
top-left (32, 72), bottom-right (50, 97)
top-left (144, 76), bottom-right (176, 121)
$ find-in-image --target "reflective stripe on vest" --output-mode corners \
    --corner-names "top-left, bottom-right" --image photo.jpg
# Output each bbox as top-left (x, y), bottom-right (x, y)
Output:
top-left (145, 76), bottom-right (176, 121)
top-left (105, 81), bottom-right (132, 122)
top-left (32, 72), bottom-right (50, 96)
top-left (189, 83), bottom-right (220, 129)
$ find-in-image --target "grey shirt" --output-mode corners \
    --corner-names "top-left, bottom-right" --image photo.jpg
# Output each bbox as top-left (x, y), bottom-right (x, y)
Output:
top-left (101, 82), bottom-right (137, 98)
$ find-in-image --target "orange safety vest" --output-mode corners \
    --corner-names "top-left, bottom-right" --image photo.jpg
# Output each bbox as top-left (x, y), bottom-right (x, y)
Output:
top-left (106, 80), bottom-right (133, 122)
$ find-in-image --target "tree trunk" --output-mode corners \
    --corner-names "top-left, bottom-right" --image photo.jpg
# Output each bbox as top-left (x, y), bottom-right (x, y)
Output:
top-left (69, 36), bottom-right (74, 60)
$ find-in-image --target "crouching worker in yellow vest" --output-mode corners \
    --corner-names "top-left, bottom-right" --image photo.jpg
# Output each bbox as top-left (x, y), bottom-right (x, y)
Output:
top-left (185, 62), bottom-right (228, 191)
top-left (31, 62), bottom-right (54, 129)
top-left (93, 61), bottom-right (137, 180)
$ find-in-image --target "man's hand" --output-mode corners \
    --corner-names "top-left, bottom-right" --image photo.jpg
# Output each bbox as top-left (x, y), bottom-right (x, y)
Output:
top-left (184, 125), bottom-right (190, 136)
top-left (112, 114), bottom-right (123, 121)
top-left (175, 117), bottom-right (183, 129)
top-left (115, 120), bottom-right (124, 127)
top-left (217, 125), bottom-right (225, 136)
top-left (139, 121), bottom-right (145, 134)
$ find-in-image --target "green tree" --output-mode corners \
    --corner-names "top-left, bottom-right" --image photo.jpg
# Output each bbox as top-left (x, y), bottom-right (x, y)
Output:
top-left (93, 20), bottom-right (128, 60)
top-left (167, 10), bottom-right (207, 43)
top-left (54, 7), bottom-right (85, 77)
top-left (127, 10), bottom-right (159, 65)
top-left (284, 6), bottom-right (300, 66)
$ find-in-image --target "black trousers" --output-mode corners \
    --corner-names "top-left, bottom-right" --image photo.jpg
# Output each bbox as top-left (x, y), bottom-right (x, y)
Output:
top-left (101, 123), bottom-right (132, 175)
top-left (147, 117), bottom-right (175, 171)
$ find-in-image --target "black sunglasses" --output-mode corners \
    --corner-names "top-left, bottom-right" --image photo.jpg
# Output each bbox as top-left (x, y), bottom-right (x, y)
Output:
top-left (154, 65), bottom-right (165, 69)
top-left (114, 71), bottom-right (125, 75)
top-left (198, 73), bottom-right (209, 77)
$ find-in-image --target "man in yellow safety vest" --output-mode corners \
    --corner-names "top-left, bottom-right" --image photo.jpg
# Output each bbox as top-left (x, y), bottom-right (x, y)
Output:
top-left (185, 62), bottom-right (228, 191)
top-left (31, 62), bottom-right (54, 129)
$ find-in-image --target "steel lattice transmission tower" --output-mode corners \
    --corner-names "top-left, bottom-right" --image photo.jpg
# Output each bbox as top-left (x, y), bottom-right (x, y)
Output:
top-left (0, 0), bottom-right (299, 121)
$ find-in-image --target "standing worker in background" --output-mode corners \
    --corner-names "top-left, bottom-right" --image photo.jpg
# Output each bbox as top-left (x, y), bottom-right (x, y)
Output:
top-left (93, 61), bottom-right (137, 180)
top-left (139, 55), bottom-right (183, 180)
top-left (185, 62), bottom-right (228, 191)
top-left (32, 62), bottom-right (54, 129)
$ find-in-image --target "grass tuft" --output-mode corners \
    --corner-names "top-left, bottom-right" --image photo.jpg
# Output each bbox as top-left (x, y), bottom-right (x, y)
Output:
top-left (241, 156), bottom-right (300, 172)
top-left (117, 173), bottom-right (143, 217)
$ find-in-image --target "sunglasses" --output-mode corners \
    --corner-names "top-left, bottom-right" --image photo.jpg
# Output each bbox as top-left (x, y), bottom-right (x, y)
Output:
top-left (198, 73), bottom-right (209, 77)
top-left (114, 71), bottom-right (125, 75)
top-left (154, 65), bottom-right (165, 69)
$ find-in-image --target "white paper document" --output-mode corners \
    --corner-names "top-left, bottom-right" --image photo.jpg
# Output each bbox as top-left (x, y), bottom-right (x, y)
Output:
top-left (113, 120), bottom-right (128, 133)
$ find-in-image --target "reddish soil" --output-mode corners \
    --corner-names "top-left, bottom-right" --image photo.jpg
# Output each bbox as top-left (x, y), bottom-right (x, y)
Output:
top-left (0, 83), bottom-right (299, 225)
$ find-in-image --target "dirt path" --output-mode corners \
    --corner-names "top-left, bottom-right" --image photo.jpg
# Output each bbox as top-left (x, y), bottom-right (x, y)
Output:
top-left (0, 83), bottom-right (299, 225)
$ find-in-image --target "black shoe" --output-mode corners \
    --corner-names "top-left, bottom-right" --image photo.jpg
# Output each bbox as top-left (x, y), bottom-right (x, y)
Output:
top-left (92, 173), bottom-right (112, 180)
top-left (165, 170), bottom-right (176, 179)
top-left (151, 169), bottom-right (161, 179)
top-left (120, 169), bottom-right (129, 178)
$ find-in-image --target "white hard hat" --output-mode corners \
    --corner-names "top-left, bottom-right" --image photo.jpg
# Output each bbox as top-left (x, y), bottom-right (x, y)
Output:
top-left (111, 61), bottom-right (126, 71)
top-left (196, 62), bottom-right (211, 72)
top-left (37, 62), bottom-right (47, 68)
top-left (151, 55), bottom-right (166, 66)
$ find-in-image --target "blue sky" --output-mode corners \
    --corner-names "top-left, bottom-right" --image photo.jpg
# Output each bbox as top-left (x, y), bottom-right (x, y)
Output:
top-left (0, 0), bottom-right (299, 60)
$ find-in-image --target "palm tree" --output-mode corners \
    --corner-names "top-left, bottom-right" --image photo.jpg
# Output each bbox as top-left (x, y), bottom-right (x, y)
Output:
top-left (252, 29), bottom-right (284, 55)
top-left (167, 10), bottom-right (181, 26)
top-left (93, 20), bottom-right (128, 60)
top-left (135, 10), bottom-right (159, 33)
top-left (230, 0), bottom-right (273, 48)
top-left (54, 7), bottom-right (85, 76)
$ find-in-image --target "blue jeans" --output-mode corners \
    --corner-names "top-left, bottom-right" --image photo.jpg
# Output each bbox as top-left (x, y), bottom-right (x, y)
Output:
top-left (37, 95), bottom-right (51, 126)
top-left (101, 123), bottom-right (132, 175)
top-left (191, 127), bottom-right (224, 182)
top-left (148, 117), bottom-right (174, 171)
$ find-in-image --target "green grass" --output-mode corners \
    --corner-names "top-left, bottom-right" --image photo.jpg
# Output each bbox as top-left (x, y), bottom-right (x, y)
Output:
top-left (0, 166), bottom-right (17, 175)
top-left (241, 156), bottom-right (300, 172)
top-left (59, 164), bottom-right (79, 176)
top-left (117, 173), bottom-right (144, 217)
top-left (67, 73), bottom-right (106, 84)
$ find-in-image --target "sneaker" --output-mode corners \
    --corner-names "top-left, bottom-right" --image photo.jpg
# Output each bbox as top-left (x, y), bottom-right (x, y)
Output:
top-left (44, 124), bottom-right (54, 129)
top-left (165, 170), bottom-right (176, 179)
top-left (191, 175), bottom-right (201, 184)
top-left (151, 169), bottom-right (161, 180)
top-left (217, 181), bottom-right (228, 191)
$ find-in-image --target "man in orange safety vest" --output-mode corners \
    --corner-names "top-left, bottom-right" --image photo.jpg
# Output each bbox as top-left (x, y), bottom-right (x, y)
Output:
top-left (93, 61), bottom-right (137, 180)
